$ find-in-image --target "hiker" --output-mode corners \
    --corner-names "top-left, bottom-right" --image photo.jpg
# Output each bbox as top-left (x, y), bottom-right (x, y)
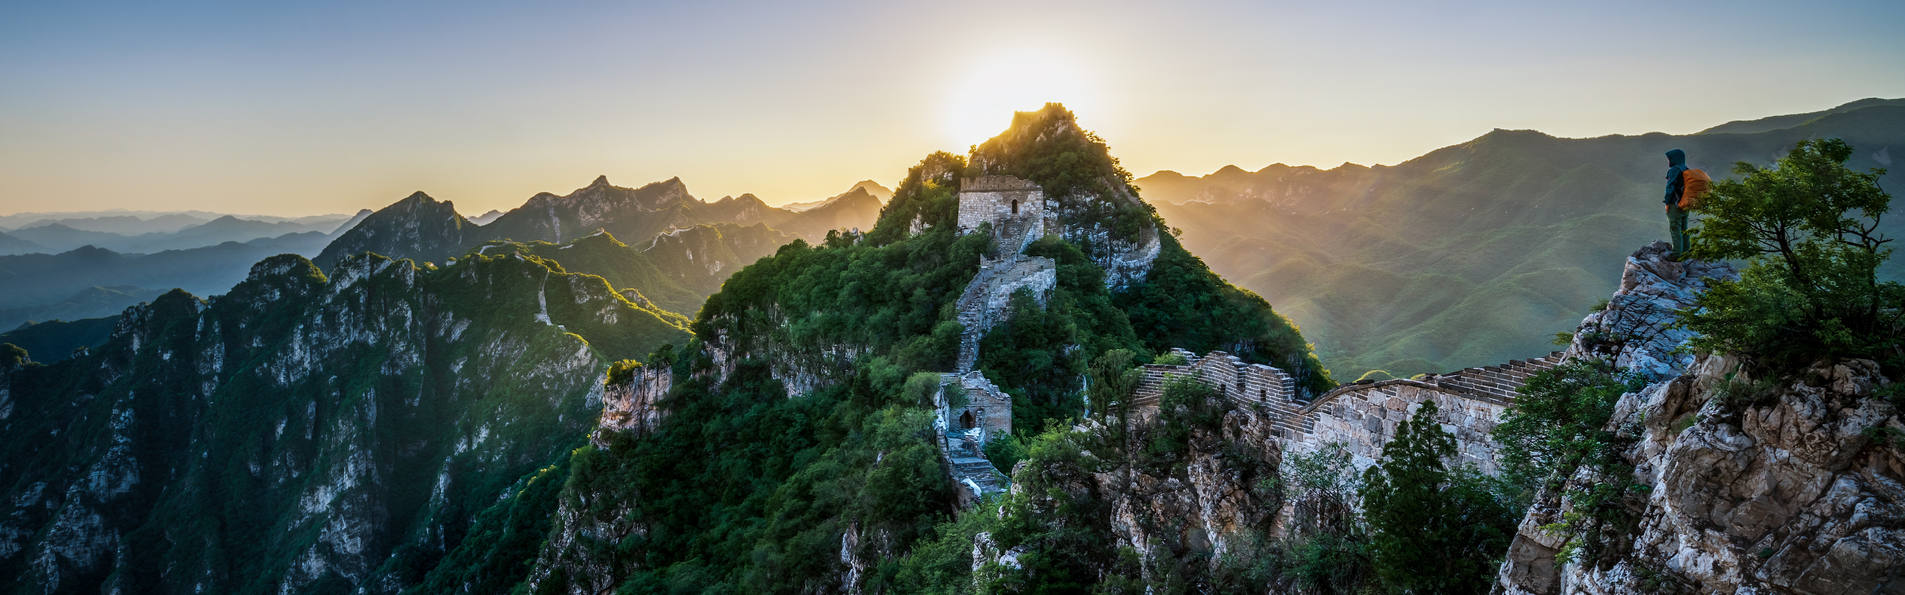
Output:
top-left (1663, 148), bottom-right (1691, 257)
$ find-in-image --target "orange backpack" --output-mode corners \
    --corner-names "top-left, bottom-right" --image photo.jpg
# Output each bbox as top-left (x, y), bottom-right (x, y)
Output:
top-left (1678, 169), bottom-right (1711, 210)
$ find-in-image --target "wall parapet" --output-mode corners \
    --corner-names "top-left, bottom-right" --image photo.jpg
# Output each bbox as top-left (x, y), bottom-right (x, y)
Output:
top-left (1132, 348), bottom-right (1566, 475)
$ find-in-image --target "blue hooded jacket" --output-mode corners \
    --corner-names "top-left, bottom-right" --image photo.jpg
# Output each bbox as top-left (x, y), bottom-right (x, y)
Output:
top-left (1664, 148), bottom-right (1688, 206)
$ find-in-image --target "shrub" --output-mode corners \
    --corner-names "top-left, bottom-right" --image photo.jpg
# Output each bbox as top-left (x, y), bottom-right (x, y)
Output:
top-left (1682, 138), bottom-right (1904, 373)
top-left (1493, 360), bottom-right (1643, 499)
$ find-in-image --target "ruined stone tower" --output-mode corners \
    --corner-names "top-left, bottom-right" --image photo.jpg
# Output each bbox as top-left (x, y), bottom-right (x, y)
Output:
top-left (957, 175), bottom-right (1045, 254)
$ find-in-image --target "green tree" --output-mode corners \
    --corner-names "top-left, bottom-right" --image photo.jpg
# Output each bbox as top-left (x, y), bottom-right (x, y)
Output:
top-left (1684, 138), bottom-right (1905, 372)
top-left (1360, 401), bottom-right (1516, 593)
top-left (1276, 442), bottom-right (1372, 593)
top-left (1492, 360), bottom-right (1642, 503)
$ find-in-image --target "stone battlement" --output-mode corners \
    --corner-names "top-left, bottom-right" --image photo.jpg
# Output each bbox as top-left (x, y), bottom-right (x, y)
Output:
top-left (961, 175), bottom-right (1041, 192)
top-left (1128, 349), bottom-right (1567, 475)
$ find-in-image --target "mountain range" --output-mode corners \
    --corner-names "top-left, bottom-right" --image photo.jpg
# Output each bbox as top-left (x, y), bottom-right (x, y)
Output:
top-left (1142, 97), bottom-right (1905, 378)
top-left (0, 212), bottom-right (364, 255)
top-left (0, 179), bottom-right (883, 358)
top-left (315, 176), bottom-right (886, 270)
top-left (2, 100), bottom-right (1899, 593)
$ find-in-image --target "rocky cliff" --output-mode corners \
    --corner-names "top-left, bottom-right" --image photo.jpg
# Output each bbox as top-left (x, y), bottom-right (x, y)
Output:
top-left (0, 251), bottom-right (688, 593)
top-left (1497, 243), bottom-right (1905, 594)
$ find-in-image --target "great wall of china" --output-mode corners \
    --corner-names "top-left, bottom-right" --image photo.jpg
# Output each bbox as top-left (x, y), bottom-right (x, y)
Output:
top-left (933, 174), bottom-right (1569, 503)
top-left (1124, 348), bottom-right (1564, 476)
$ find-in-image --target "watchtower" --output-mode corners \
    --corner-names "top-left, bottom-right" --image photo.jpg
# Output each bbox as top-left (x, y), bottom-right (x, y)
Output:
top-left (957, 175), bottom-right (1045, 253)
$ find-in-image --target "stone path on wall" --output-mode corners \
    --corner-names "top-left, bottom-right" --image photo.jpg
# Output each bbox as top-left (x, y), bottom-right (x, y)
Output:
top-left (954, 254), bottom-right (1056, 372)
top-left (1125, 348), bottom-right (1566, 474)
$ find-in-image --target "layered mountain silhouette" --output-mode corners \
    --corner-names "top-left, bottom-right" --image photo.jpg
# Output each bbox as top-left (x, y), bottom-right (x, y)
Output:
top-left (2, 213), bottom-right (356, 254)
top-left (1142, 97), bottom-right (1905, 378)
top-left (318, 177), bottom-right (883, 269)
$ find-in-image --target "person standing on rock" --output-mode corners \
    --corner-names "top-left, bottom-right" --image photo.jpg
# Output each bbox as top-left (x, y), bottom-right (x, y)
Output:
top-left (1663, 148), bottom-right (1692, 258)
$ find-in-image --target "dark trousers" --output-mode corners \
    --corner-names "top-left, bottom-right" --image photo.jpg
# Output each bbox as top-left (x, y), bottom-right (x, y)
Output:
top-left (1668, 205), bottom-right (1690, 256)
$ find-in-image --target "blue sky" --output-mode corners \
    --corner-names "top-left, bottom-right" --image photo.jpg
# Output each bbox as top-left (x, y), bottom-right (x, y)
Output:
top-left (3, 0), bottom-right (1902, 215)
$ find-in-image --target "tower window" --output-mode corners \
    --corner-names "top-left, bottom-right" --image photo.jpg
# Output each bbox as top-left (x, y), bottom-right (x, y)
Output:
top-left (1011, 199), bottom-right (1019, 215)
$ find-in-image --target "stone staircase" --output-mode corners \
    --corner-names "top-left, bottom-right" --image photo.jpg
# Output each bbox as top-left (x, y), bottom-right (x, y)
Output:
top-left (954, 255), bottom-right (1056, 372)
top-left (943, 428), bottom-right (1008, 497)
top-left (1427, 351), bottom-right (1565, 403)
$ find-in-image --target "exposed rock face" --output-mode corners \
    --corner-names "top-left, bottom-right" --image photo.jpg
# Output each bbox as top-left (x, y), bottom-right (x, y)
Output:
top-left (0, 253), bottom-right (687, 593)
top-left (1500, 356), bottom-right (1904, 594)
top-left (1566, 241), bottom-right (1735, 381)
top-left (593, 363), bottom-right (673, 447)
top-left (1001, 393), bottom-right (1285, 582)
top-left (520, 479), bottom-right (644, 595)
top-left (1497, 243), bottom-right (1905, 594)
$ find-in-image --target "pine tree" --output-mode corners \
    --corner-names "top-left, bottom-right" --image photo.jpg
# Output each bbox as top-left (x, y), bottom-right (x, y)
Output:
top-left (1360, 401), bottom-right (1516, 593)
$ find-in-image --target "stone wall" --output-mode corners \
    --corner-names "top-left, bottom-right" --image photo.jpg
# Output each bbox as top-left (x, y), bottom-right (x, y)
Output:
top-left (953, 255), bottom-right (1056, 372)
top-left (956, 175), bottom-right (1045, 254)
top-left (1291, 380), bottom-right (1511, 474)
top-left (939, 370), bottom-right (1014, 441)
top-left (1127, 348), bottom-right (1562, 475)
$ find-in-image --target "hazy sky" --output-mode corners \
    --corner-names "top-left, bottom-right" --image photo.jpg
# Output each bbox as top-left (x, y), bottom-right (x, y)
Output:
top-left (4, 0), bottom-right (1903, 216)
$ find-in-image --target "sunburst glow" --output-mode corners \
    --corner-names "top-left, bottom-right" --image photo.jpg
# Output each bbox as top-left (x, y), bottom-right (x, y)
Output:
top-left (941, 48), bottom-right (1105, 148)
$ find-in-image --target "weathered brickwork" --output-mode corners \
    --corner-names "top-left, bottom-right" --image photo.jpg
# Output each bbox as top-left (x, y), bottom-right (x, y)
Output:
top-left (935, 371), bottom-right (1013, 505)
top-left (1129, 349), bottom-right (1563, 475)
top-left (956, 175), bottom-right (1046, 254)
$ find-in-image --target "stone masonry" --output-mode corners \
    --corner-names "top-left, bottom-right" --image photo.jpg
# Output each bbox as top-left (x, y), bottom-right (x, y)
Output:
top-left (935, 371), bottom-right (1014, 505)
top-left (957, 175), bottom-right (1045, 255)
top-left (931, 174), bottom-right (1063, 505)
top-left (1127, 349), bottom-right (1563, 476)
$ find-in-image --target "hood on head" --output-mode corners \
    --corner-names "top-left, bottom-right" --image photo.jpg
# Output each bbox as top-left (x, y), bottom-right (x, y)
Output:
top-left (1666, 148), bottom-right (1686, 167)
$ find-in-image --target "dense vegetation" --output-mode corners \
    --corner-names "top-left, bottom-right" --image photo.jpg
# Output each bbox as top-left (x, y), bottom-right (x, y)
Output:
top-left (1682, 138), bottom-right (1905, 374)
top-left (444, 105), bottom-right (1340, 593)
top-left (1490, 360), bottom-right (1648, 567)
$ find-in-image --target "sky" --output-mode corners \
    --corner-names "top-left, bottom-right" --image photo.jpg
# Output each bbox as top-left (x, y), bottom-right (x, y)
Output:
top-left (3, 0), bottom-right (1903, 216)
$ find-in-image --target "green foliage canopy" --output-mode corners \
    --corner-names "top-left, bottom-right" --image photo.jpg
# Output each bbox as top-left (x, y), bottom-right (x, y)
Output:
top-left (1684, 138), bottom-right (1905, 372)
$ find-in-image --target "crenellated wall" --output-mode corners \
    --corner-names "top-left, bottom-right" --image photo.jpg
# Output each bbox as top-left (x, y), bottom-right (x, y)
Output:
top-left (1128, 349), bottom-right (1563, 475)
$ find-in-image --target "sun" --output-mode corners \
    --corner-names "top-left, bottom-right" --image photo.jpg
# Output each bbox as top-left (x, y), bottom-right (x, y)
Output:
top-left (942, 48), bottom-right (1104, 148)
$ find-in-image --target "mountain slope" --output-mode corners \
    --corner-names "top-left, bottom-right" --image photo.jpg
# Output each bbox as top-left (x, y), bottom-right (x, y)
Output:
top-left (0, 316), bottom-right (117, 362)
top-left (313, 191), bottom-right (475, 269)
top-left (0, 251), bottom-right (691, 592)
top-left (1143, 98), bottom-right (1905, 378)
top-left (427, 104), bottom-right (1330, 593)
top-left (479, 222), bottom-right (796, 318)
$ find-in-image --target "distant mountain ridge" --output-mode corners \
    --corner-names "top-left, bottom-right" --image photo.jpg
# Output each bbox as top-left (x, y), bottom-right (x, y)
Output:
top-left (317, 176), bottom-right (884, 270)
top-left (0, 233), bottom-right (335, 330)
top-left (1140, 97), bottom-right (1905, 378)
top-left (1, 212), bottom-right (355, 255)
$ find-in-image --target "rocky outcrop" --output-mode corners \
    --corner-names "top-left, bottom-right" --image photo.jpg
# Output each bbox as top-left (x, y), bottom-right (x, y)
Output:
top-left (1566, 241), bottom-right (1735, 381)
top-left (593, 363), bottom-right (673, 447)
top-left (1500, 355), bottom-right (1904, 594)
top-left (998, 389), bottom-right (1285, 583)
top-left (1497, 243), bottom-right (1905, 594)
